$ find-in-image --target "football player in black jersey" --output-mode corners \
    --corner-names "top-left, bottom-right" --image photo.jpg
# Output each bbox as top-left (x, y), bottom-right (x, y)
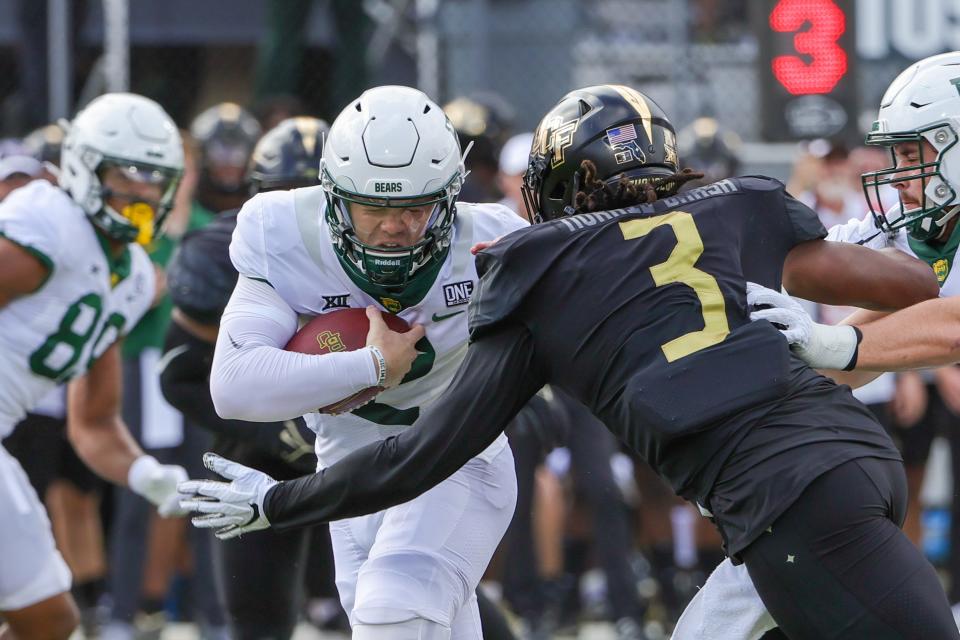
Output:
top-left (181, 85), bottom-right (954, 639)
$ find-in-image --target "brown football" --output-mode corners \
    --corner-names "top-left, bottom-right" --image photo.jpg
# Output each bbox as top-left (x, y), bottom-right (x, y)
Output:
top-left (285, 307), bottom-right (411, 414)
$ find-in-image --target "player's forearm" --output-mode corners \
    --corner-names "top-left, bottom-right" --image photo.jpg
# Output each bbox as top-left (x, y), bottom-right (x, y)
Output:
top-left (264, 324), bottom-right (541, 530)
top-left (67, 415), bottom-right (143, 486)
top-left (854, 297), bottom-right (960, 370)
top-left (211, 276), bottom-right (378, 421)
top-left (211, 339), bottom-right (377, 421)
top-left (783, 241), bottom-right (939, 310)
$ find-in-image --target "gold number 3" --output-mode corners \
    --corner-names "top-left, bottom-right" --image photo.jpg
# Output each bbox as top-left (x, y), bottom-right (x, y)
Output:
top-left (620, 211), bottom-right (730, 363)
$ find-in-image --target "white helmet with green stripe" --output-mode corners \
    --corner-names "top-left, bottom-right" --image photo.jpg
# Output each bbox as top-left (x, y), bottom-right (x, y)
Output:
top-left (321, 85), bottom-right (467, 290)
top-left (59, 93), bottom-right (183, 245)
top-left (862, 52), bottom-right (960, 241)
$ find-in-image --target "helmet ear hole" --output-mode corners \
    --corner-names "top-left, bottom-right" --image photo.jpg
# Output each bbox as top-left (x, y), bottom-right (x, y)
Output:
top-left (550, 181), bottom-right (567, 200)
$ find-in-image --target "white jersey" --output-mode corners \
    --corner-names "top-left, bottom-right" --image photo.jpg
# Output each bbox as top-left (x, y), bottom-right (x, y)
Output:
top-left (0, 180), bottom-right (155, 437)
top-left (826, 207), bottom-right (960, 295)
top-left (230, 186), bottom-right (528, 467)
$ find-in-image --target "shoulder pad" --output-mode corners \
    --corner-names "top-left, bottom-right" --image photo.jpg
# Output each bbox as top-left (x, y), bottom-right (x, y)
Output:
top-left (230, 190), bottom-right (297, 282)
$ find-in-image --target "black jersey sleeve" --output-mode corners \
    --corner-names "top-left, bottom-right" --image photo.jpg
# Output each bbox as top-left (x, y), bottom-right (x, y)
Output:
top-left (159, 322), bottom-right (315, 473)
top-left (469, 225), bottom-right (558, 339)
top-left (264, 322), bottom-right (544, 530)
top-left (783, 190), bottom-right (828, 244)
top-left (734, 175), bottom-right (826, 244)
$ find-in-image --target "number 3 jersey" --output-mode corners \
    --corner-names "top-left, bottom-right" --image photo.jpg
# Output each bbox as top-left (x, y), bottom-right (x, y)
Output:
top-left (230, 185), bottom-right (528, 467)
top-left (0, 180), bottom-right (154, 437)
top-left (466, 176), bottom-right (901, 556)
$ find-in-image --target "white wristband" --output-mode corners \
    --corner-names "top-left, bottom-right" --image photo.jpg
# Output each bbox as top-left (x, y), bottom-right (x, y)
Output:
top-left (127, 454), bottom-right (160, 495)
top-left (797, 324), bottom-right (859, 371)
top-left (368, 346), bottom-right (387, 387)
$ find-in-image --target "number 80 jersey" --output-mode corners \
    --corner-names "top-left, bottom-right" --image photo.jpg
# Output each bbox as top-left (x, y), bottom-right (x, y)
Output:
top-left (0, 180), bottom-right (155, 436)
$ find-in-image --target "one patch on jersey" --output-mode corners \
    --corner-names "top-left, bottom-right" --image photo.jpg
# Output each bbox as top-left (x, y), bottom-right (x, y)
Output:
top-left (322, 294), bottom-right (350, 311)
top-left (443, 280), bottom-right (474, 307)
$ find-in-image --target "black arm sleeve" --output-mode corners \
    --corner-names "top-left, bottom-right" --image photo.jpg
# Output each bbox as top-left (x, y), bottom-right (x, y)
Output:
top-left (264, 322), bottom-right (543, 530)
top-left (159, 322), bottom-right (307, 453)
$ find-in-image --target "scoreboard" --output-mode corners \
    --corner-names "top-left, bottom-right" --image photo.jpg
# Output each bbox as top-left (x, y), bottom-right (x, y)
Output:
top-left (756, 0), bottom-right (859, 142)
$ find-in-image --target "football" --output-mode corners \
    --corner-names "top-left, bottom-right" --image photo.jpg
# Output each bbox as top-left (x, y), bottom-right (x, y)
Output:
top-left (285, 307), bottom-right (411, 414)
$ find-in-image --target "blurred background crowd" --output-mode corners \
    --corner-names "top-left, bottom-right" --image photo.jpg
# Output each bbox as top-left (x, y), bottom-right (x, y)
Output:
top-left (1, 1), bottom-right (959, 639)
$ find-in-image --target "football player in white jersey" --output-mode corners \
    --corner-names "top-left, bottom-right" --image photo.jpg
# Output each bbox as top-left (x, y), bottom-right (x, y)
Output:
top-left (672, 51), bottom-right (960, 640)
top-left (0, 93), bottom-right (189, 640)
top-left (191, 86), bottom-right (525, 640)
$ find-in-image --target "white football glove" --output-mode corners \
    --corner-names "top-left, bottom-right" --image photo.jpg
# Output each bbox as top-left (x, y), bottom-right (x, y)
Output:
top-left (178, 453), bottom-right (277, 540)
top-left (127, 455), bottom-right (190, 518)
top-left (746, 282), bottom-right (860, 371)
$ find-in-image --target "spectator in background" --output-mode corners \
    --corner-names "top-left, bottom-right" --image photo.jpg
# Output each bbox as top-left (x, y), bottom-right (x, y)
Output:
top-left (252, 0), bottom-right (371, 117)
top-left (676, 116), bottom-right (741, 188)
top-left (794, 140), bottom-right (864, 229)
top-left (497, 132), bottom-right (533, 215)
top-left (250, 93), bottom-right (309, 132)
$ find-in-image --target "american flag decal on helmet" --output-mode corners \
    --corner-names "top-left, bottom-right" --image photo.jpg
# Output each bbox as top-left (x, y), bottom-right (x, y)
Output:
top-left (606, 124), bottom-right (638, 145)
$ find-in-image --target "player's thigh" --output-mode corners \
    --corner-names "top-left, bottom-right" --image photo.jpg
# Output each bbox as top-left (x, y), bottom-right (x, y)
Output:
top-left (2, 591), bottom-right (79, 640)
top-left (329, 511), bottom-right (381, 617)
top-left (355, 446), bottom-right (518, 627)
top-left (0, 445), bottom-right (73, 616)
top-left (742, 457), bottom-right (957, 640)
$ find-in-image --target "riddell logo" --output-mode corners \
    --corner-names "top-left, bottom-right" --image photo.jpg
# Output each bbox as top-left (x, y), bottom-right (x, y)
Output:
top-left (374, 182), bottom-right (403, 193)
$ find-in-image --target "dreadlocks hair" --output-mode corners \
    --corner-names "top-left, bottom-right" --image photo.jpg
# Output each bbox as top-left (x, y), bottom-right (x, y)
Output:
top-left (572, 160), bottom-right (704, 214)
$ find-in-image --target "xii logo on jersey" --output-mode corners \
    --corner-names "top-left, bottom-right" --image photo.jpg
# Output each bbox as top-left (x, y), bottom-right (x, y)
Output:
top-left (443, 280), bottom-right (474, 307)
top-left (322, 294), bottom-right (350, 311)
top-left (316, 330), bottom-right (346, 352)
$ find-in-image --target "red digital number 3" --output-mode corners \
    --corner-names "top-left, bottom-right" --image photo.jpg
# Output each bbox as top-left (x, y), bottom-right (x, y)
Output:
top-left (770, 0), bottom-right (848, 95)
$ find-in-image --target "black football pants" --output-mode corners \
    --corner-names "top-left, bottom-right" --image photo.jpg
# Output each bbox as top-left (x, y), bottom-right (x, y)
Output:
top-left (741, 456), bottom-right (957, 640)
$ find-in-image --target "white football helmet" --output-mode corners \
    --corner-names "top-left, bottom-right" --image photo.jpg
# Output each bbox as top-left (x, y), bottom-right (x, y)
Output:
top-left (862, 52), bottom-right (960, 241)
top-left (60, 93), bottom-right (183, 245)
top-left (321, 85), bottom-right (466, 290)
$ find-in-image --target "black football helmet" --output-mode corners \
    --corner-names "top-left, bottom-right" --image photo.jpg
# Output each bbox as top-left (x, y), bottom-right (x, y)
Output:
top-left (190, 102), bottom-right (262, 194)
top-left (522, 85), bottom-right (679, 222)
top-left (247, 116), bottom-right (329, 193)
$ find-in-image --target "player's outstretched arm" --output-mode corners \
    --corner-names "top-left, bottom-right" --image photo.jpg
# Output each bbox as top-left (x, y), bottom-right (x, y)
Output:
top-left (783, 240), bottom-right (939, 311)
top-left (210, 276), bottom-right (392, 422)
top-left (67, 342), bottom-right (188, 516)
top-left (852, 297), bottom-right (960, 370)
top-left (749, 284), bottom-right (960, 373)
top-left (261, 323), bottom-right (543, 530)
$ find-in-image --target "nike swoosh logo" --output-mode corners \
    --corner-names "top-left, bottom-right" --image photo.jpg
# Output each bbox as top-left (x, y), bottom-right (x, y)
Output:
top-left (228, 332), bottom-right (244, 349)
top-left (155, 344), bottom-right (189, 375)
top-left (432, 310), bottom-right (465, 322)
